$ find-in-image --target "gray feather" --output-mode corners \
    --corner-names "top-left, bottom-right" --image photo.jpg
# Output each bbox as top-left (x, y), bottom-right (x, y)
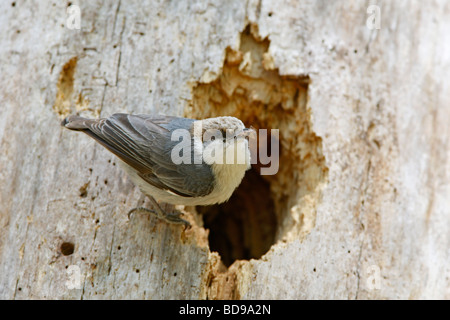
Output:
top-left (62, 113), bottom-right (215, 197)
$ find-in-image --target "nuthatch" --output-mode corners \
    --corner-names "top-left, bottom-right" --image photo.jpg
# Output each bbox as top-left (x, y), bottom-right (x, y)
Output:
top-left (62, 113), bottom-right (255, 226)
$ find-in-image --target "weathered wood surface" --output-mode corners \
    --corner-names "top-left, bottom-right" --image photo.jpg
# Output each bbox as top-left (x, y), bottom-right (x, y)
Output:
top-left (0, 0), bottom-right (448, 299)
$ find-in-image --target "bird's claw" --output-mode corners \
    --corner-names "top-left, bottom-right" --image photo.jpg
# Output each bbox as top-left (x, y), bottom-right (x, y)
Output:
top-left (128, 206), bottom-right (190, 228)
top-left (163, 212), bottom-right (191, 227)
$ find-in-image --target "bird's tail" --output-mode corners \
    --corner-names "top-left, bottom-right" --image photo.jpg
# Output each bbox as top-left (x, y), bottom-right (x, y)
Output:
top-left (61, 115), bottom-right (99, 131)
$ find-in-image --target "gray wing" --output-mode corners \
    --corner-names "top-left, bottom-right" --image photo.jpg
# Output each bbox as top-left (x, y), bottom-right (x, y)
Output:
top-left (62, 113), bottom-right (215, 197)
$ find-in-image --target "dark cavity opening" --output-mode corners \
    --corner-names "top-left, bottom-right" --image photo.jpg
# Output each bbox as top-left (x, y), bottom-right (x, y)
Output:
top-left (198, 168), bottom-right (277, 267)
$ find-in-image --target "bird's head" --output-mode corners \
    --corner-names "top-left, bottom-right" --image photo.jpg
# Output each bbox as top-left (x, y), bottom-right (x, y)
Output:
top-left (191, 116), bottom-right (255, 167)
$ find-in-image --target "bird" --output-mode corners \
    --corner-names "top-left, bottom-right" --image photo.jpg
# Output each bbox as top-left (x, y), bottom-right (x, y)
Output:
top-left (61, 113), bottom-right (255, 226)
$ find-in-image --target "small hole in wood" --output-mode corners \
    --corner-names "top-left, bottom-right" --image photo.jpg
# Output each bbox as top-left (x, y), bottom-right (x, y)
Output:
top-left (60, 242), bottom-right (75, 256)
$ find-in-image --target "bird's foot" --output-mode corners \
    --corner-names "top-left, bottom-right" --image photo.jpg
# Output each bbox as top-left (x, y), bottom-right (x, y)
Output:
top-left (128, 207), bottom-right (190, 228)
top-left (162, 211), bottom-right (191, 227)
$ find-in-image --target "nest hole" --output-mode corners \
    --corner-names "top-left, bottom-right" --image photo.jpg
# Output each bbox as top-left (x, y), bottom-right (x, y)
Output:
top-left (189, 25), bottom-right (327, 268)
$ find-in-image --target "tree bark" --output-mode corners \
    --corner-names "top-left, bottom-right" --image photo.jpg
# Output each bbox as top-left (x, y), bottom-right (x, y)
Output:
top-left (0, 0), bottom-right (449, 299)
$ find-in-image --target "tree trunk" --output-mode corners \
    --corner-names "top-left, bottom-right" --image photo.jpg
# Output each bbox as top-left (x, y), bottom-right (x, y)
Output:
top-left (0, 0), bottom-right (448, 299)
